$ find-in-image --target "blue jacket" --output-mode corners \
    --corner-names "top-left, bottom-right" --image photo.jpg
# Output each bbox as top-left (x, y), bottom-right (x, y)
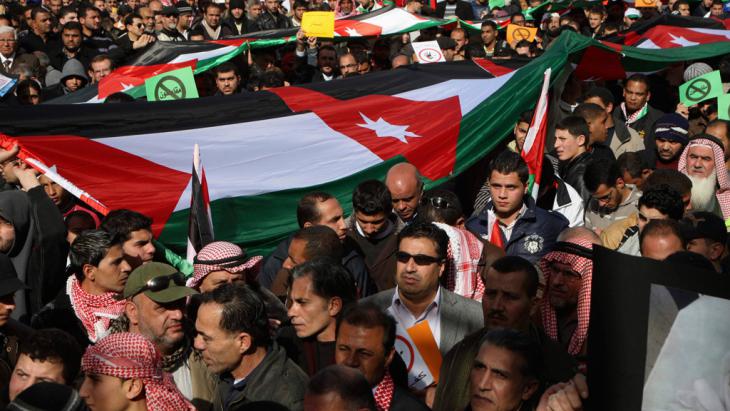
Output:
top-left (465, 197), bottom-right (569, 264)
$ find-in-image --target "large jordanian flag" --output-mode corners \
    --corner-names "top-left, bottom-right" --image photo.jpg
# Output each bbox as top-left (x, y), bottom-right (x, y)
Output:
top-left (3, 32), bottom-right (729, 254)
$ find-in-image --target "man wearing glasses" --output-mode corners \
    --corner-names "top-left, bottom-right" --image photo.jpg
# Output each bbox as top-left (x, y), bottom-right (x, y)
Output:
top-left (363, 221), bottom-right (482, 369)
top-left (583, 158), bottom-right (641, 232)
top-left (117, 262), bottom-right (217, 410)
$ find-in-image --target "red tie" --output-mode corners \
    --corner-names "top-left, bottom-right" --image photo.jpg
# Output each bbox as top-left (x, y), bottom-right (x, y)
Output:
top-left (490, 219), bottom-right (504, 249)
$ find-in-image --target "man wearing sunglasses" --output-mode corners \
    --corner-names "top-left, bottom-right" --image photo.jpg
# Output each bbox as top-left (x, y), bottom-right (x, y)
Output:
top-left (363, 222), bottom-right (482, 389)
top-left (116, 262), bottom-right (216, 410)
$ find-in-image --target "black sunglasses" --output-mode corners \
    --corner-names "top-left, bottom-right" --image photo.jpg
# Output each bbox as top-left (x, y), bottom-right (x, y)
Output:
top-left (422, 196), bottom-right (453, 209)
top-left (136, 272), bottom-right (186, 294)
top-left (396, 251), bottom-right (442, 266)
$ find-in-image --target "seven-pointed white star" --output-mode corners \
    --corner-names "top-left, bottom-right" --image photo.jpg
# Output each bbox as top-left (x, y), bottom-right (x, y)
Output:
top-left (669, 33), bottom-right (699, 47)
top-left (357, 112), bottom-right (420, 144)
top-left (345, 27), bottom-right (362, 36)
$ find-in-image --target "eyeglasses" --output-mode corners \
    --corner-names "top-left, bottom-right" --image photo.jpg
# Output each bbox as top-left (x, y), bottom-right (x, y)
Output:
top-left (135, 272), bottom-right (186, 295)
top-left (396, 251), bottom-right (442, 266)
top-left (423, 196), bottom-right (453, 209)
top-left (134, 23), bottom-right (145, 28)
top-left (0, 39), bottom-right (17, 43)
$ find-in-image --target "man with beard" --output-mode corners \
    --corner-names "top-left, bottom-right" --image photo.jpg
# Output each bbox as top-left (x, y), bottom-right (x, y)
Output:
top-left (48, 22), bottom-right (96, 73)
top-left (678, 135), bottom-right (730, 222)
top-left (78, 5), bottom-right (117, 54)
top-left (432, 256), bottom-right (576, 411)
top-left (156, 6), bottom-right (186, 42)
top-left (193, 3), bottom-right (234, 40)
top-left (118, 262), bottom-right (216, 410)
top-left (539, 238), bottom-right (594, 370)
top-left (385, 163), bottom-right (423, 227)
top-left (653, 113), bottom-right (689, 170)
top-left (255, 0), bottom-right (292, 31)
top-left (583, 159), bottom-right (641, 231)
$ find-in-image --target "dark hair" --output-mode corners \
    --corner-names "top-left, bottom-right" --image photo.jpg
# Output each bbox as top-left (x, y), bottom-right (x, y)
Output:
top-left (482, 20), bottom-right (498, 31)
top-left (101, 209), bottom-right (153, 242)
top-left (518, 110), bottom-right (533, 125)
top-left (398, 221), bottom-right (448, 261)
top-left (30, 6), bottom-right (49, 20)
top-left (639, 185), bottom-right (685, 221)
top-left (488, 256), bottom-right (539, 298)
top-left (352, 180), bottom-right (391, 216)
top-left (584, 87), bottom-right (614, 107)
top-left (674, 0), bottom-right (689, 9)
top-left (616, 151), bottom-right (647, 180)
top-left (306, 365), bottom-right (377, 411)
top-left (640, 219), bottom-right (686, 249)
top-left (59, 6), bottom-right (77, 18)
top-left (61, 21), bottom-right (83, 33)
top-left (706, 119), bottom-right (729, 139)
top-left (104, 92), bottom-right (135, 103)
top-left (489, 150), bottom-right (529, 185)
top-left (417, 189), bottom-right (462, 226)
top-left (198, 283), bottom-right (271, 348)
top-left (258, 70), bottom-right (285, 88)
top-left (625, 73), bottom-right (650, 91)
top-left (78, 5), bottom-right (101, 18)
top-left (215, 61), bottom-right (239, 77)
top-left (555, 115), bottom-right (589, 145)
top-left (90, 53), bottom-right (112, 67)
top-left (124, 13), bottom-right (142, 26)
top-left (338, 303), bottom-right (396, 352)
top-left (479, 328), bottom-right (542, 379)
top-left (510, 11), bottom-right (525, 20)
top-left (204, 2), bottom-right (224, 12)
top-left (583, 159), bottom-right (620, 193)
top-left (69, 230), bottom-right (120, 282)
top-left (574, 102), bottom-right (606, 122)
top-left (319, 44), bottom-right (337, 56)
top-left (297, 191), bottom-right (336, 228)
top-left (643, 169), bottom-right (692, 195)
top-left (292, 225), bottom-right (343, 261)
top-left (65, 210), bottom-right (97, 235)
top-left (291, 257), bottom-right (357, 307)
top-left (20, 329), bottom-right (82, 385)
top-left (15, 79), bottom-right (41, 105)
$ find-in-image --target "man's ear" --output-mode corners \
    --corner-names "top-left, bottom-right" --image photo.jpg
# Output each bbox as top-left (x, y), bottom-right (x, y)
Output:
top-left (328, 296), bottom-right (343, 318)
top-left (303, 222), bottom-right (314, 228)
top-left (615, 176), bottom-right (626, 189)
top-left (710, 242), bottom-right (725, 261)
top-left (577, 134), bottom-right (587, 147)
top-left (237, 332), bottom-right (253, 354)
top-left (83, 264), bottom-right (96, 282)
top-left (124, 378), bottom-right (145, 400)
top-left (455, 216), bottom-right (465, 229)
top-left (125, 299), bottom-right (139, 326)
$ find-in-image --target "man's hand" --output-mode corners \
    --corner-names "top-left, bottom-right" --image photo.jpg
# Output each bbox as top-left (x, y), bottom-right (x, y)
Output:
top-left (132, 34), bottom-right (156, 50)
top-left (306, 36), bottom-right (318, 50)
top-left (537, 374), bottom-right (588, 411)
top-left (0, 144), bottom-right (20, 165)
top-left (13, 166), bottom-right (40, 191)
top-left (675, 102), bottom-right (690, 119)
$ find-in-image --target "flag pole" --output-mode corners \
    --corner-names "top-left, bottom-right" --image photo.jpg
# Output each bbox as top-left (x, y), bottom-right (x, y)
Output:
top-left (520, 67), bottom-right (552, 202)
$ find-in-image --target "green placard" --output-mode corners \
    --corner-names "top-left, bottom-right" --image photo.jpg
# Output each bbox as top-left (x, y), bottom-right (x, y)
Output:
top-left (678, 70), bottom-right (723, 107)
top-left (719, 94), bottom-right (730, 121)
top-left (489, 0), bottom-right (505, 9)
top-left (145, 66), bottom-right (199, 102)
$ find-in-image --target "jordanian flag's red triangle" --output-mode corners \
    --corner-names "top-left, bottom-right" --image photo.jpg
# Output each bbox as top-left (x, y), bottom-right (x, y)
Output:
top-left (270, 87), bottom-right (460, 181)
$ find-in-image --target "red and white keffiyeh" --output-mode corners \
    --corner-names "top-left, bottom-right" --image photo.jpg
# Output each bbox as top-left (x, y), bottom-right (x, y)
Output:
top-left (82, 333), bottom-right (194, 411)
top-left (539, 238), bottom-right (593, 356)
top-left (373, 372), bottom-right (395, 411)
top-left (67, 276), bottom-right (126, 343)
top-left (434, 222), bottom-right (485, 301)
top-left (188, 241), bottom-right (263, 289)
top-left (678, 137), bottom-right (730, 220)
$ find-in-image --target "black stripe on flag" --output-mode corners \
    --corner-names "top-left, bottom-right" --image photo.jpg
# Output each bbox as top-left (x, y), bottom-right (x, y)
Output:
top-left (188, 165), bottom-right (214, 254)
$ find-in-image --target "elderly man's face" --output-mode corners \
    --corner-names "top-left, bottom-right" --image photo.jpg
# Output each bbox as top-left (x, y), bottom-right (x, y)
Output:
top-left (687, 145), bottom-right (715, 179)
top-left (0, 31), bottom-right (17, 57)
top-left (547, 261), bottom-right (581, 310)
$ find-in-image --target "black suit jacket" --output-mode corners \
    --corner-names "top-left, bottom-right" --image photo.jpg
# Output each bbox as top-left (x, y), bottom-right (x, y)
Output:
top-left (434, 0), bottom-right (474, 20)
top-left (390, 385), bottom-right (430, 411)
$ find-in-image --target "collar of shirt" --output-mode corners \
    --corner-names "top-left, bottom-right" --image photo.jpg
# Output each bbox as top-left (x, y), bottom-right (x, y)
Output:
top-left (391, 285), bottom-right (441, 323)
top-left (487, 203), bottom-right (527, 238)
top-left (620, 184), bottom-right (641, 207)
top-left (0, 53), bottom-right (14, 64)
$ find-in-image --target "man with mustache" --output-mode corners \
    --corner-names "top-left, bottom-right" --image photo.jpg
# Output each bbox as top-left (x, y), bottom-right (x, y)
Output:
top-left (117, 262), bottom-right (216, 410)
top-left (653, 113), bottom-right (689, 170)
top-left (432, 256), bottom-right (576, 411)
top-left (678, 135), bottom-right (730, 221)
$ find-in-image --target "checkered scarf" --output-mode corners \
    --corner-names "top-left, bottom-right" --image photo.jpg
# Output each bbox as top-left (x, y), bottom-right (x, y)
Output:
top-left (539, 239), bottom-right (593, 356)
top-left (188, 241), bottom-right (263, 289)
top-left (67, 276), bottom-right (126, 343)
top-left (434, 223), bottom-right (485, 301)
top-left (82, 333), bottom-right (194, 411)
top-left (678, 138), bottom-right (730, 220)
top-left (620, 101), bottom-right (649, 125)
top-left (373, 372), bottom-right (394, 411)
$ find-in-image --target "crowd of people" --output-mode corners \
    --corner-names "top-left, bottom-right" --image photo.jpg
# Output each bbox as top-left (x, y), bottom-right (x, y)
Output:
top-left (0, 0), bottom-right (730, 408)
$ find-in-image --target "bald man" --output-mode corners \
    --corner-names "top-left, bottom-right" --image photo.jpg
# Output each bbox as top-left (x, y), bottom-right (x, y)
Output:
top-left (385, 162), bottom-right (424, 225)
